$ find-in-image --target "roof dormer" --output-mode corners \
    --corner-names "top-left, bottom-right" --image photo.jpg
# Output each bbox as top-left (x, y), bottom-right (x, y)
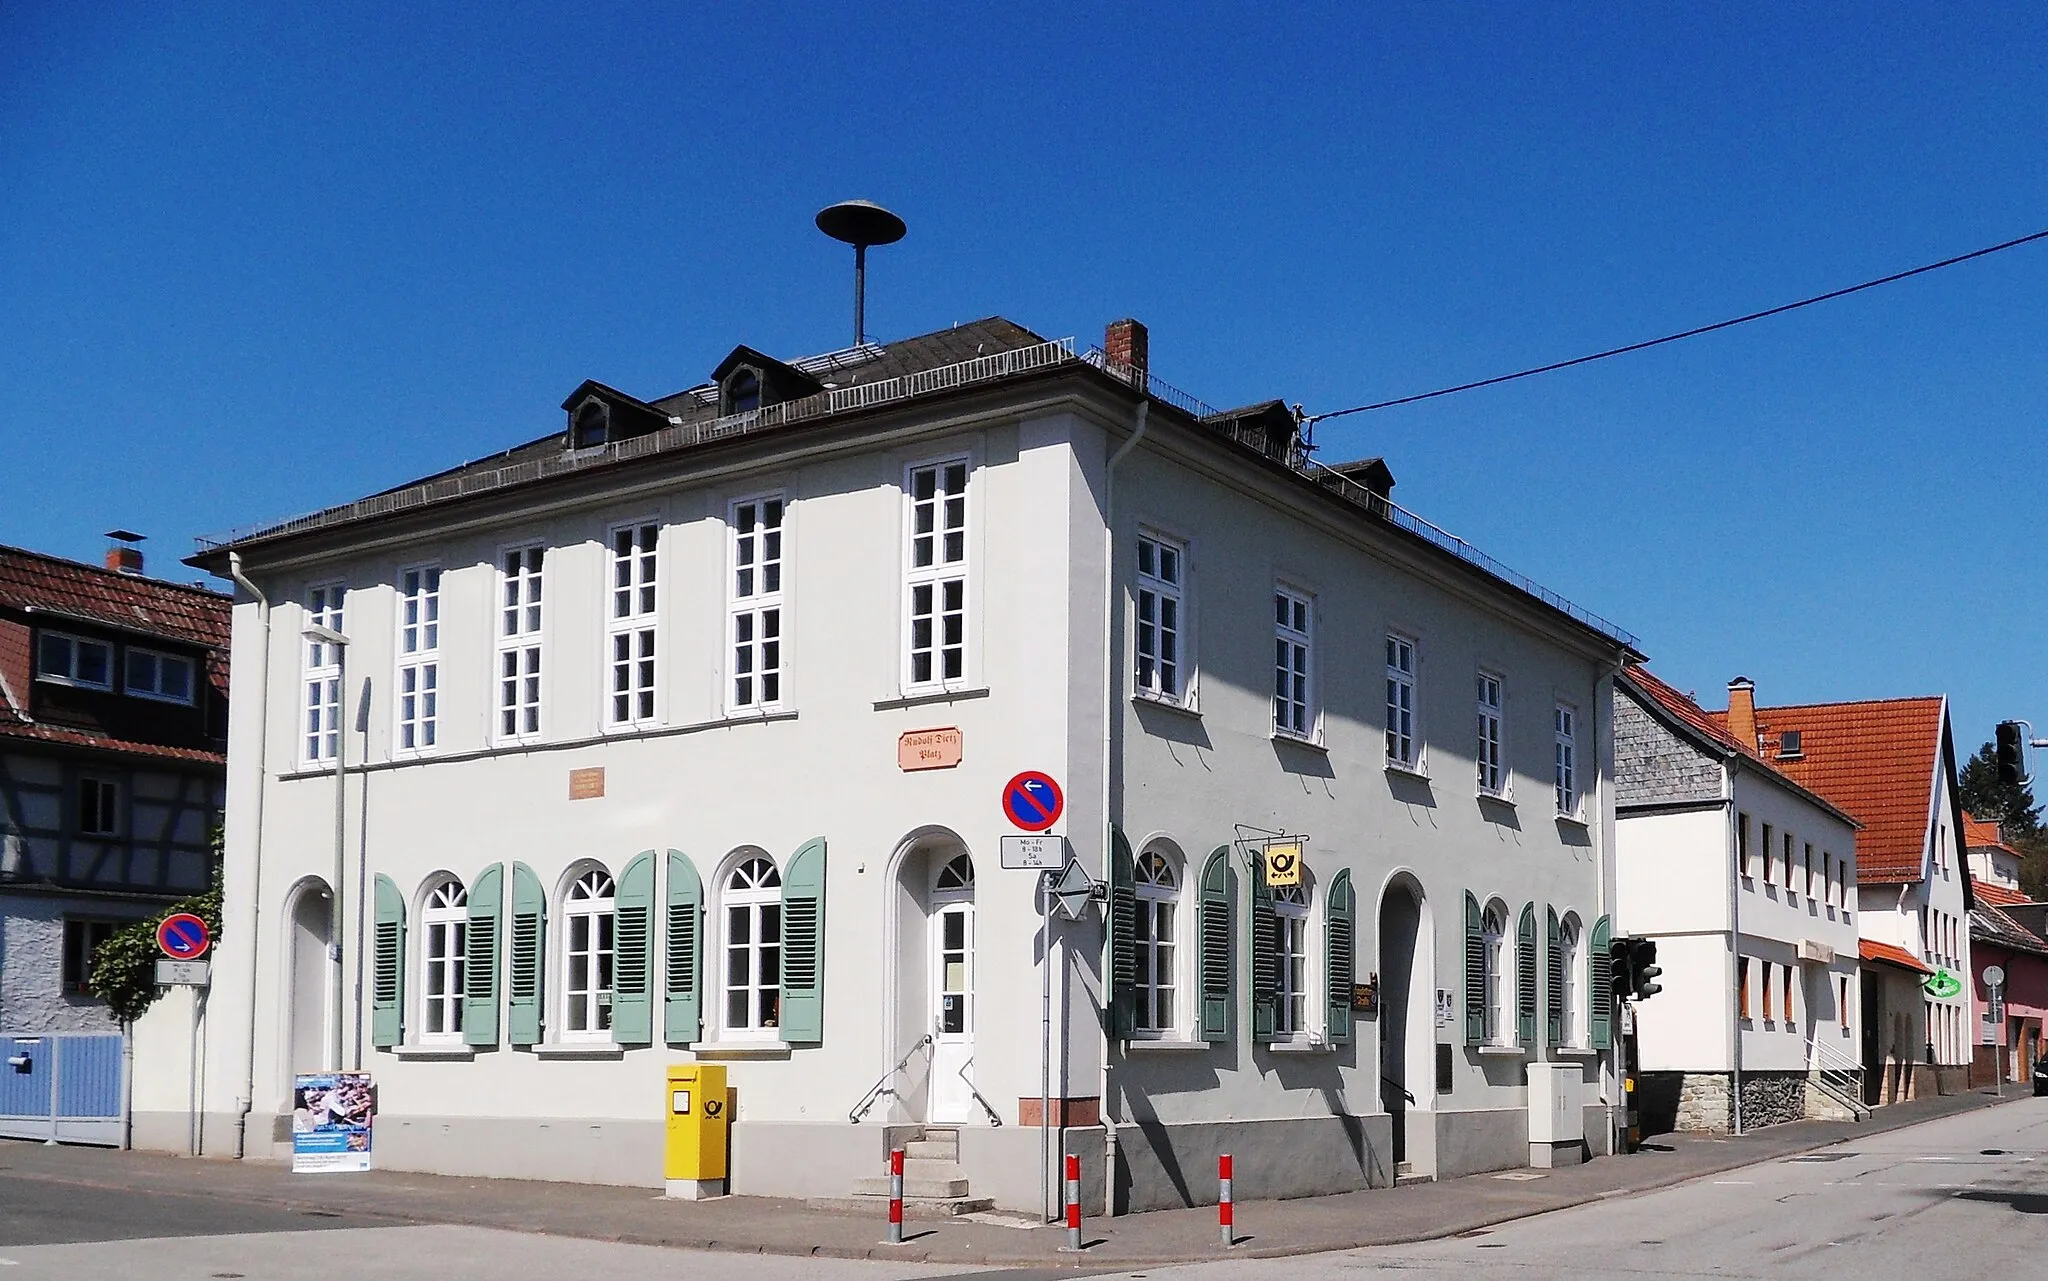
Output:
top-left (559, 381), bottom-right (671, 451)
top-left (711, 346), bottom-right (824, 418)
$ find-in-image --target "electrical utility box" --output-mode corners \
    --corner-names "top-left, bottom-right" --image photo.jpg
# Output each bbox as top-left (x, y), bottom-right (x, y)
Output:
top-left (1525, 1061), bottom-right (1585, 1168)
top-left (665, 1063), bottom-right (730, 1199)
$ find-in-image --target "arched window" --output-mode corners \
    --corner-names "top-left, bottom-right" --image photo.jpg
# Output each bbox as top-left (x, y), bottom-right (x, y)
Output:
top-left (935, 852), bottom-right (974, 895)
top-left (573, 400), bottom-right (608, 450)
top-left (1274, 878), bottom-right (1311, 1038)
top-left (1134, 847), bottom-right (1180, 1035)
top-left (1560, 913), bottom-right (1584, 1047)
top-left (421, 879), bottom-right (468, 1042)
top-left (561, 868), bottom-right (615, 1040)
top-left (723, 855), bottom-right (782, 1036)
top-left (725, 369), bottom-right (761, 416)
top-left (1482, 900), bottom-right (1509, 1046)
top-left (932, 852), bottom-right (974, 1037)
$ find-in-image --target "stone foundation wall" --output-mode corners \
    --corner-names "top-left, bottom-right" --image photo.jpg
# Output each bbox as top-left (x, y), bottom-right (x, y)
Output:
top-left (1637, 1071), bottom-right (1729, 1134)
top-left (1738, 1070), bottom-right (1808, 1128)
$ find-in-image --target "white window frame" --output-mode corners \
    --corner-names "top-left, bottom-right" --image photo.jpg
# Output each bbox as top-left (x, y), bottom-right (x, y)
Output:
top-left (1134, 532), bottom-right (1189, 706)
top-left (496, 545), bottom-right (544, 744)
top-left (35, 630), bottom-right (114, 691)
top-left (1272, 585), bottom-right (1315, 741)
top-left (605, 520), bottom-right (660, 729)
top-left (1385, 633), bottom-right (1419, 770)
top-left (1133, 845), bottom-right (1183, 1037)
top-left (303, 583), bottom-right (346, 765)
top-left (719, 854), bottom-right (784, 1040)
top-left (903, 457), bottom-right (970, 691)
top-left (1476, 670), bottom-right (1505, 796)
top-left (1560, 912), bottom-right (1585, 1048)
top-left (394, 564), bottom-right (441, 754)
top-left (558, 866), bottom-right (615, 1042)
top-left (728, 494), bottom-right (786, 713)
top-left (1273, 879), bottom-right (1314, 1041)
top-left (1483, 900), bottom-right (1511, 1047)
top-left (1554, 702), bottom-right (1580, 817)
top-left (76, 775), bottom-right (120, 837)
top-left (123, 646), bottom-right (196, 705)
top-left (418, 878), bottom-right (468, 1044)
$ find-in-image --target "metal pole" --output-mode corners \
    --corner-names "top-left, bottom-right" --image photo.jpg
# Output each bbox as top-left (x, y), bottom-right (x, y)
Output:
top-left (1218, 1153), bottom-right (1234, 1248)
top-left (1040, 873), bottom-right (1053, 1223)
top-left (188, 989), bottom-right (201, 1155)
top-left (884, 1147), bottom-right (905, 1245)
top-left (853, 243), bottom-right (867, 346)
top-left (350, 676), bottom-right (371, 1072)
top-left (329, 646), bottom-right (347, 1072)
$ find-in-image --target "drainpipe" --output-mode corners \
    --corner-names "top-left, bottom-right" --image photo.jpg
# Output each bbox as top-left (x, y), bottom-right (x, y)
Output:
top-left (226, 552), bottom-right (270, 1160)
top-left (1100, 399), bottom-right (1148, 1215)
top-left (1726, 758), bottom-right (1744, 1137)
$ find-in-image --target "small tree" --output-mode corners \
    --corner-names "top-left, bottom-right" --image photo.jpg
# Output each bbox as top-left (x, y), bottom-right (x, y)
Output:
top-left (89, 829), bottom-right (224, 1024)
top-left (1958, 740), bottom-right (2048, 900)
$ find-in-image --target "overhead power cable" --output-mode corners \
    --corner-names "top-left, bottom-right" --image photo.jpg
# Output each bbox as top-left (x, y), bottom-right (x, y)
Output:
top-left (1303, 227), bottom-right (2048, 426)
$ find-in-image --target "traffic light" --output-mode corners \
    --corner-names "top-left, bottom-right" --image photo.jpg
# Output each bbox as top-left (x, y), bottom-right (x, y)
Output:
top-left (1996, 721), bottom-right (2026, 786)
top-left (1609, 936), bottom-right (1634, 1001)
top-left (1628, 938), bottom-right (1664, 1001)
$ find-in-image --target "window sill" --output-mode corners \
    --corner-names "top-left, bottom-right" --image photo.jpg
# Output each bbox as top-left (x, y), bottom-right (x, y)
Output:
top-left (1126, 1037), bottom-right (1211, 1052)
top-left (1555, 813), bottom-right (1590, 831)
top-left (875, 686), bottom-right (990, 712)
top-left (1271, 731), bottom-right (1326, 753)
top-left (391, 1044), bottom-right (475, 1061)
top-left (1263, 1039), bottom-right (1333, 1054)
top-left (1552, 1046), bottom-right (1602, 1058)
top-left (1131, 693), bottom-right (1200, 718)
top-left (1384, 760), bottom-right (1428, 781)
top-left (689, 1040), bottom-right (793, 1061)
top-left (1476, 789), bottom-right (1514, 807)
top-left (532, 1042), bottom-right (626, 1061)
top-left (1476, 1045), bottom-right (1527, 1058)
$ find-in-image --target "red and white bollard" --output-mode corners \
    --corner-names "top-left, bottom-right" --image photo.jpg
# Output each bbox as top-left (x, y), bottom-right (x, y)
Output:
top-left (885, 1147), bottom-right (905, 1244)
top-left (1218, 1153), bottom-right (1235, 1247)
top-left (1063, 1153), bottom-right (1083, 1251)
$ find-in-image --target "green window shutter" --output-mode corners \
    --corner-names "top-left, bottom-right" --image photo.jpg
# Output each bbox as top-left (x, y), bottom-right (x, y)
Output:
top-left (371, 873), bottom-right (406, 1048)
top-left (1515, 902), bottom-right (1537, 1048)
top-left (1325, 869), bottom-right (1355, 1045)
top-left (779, 838), bottom-right (827, 1043)
top-left (1545, 906), bottom-right (1564, 1048)
top-left (611, 850), bottom-right (656, 1045)
top-left (464, 863), bottom-right (504, 1047)
top-left (1197, 847), bottom-right (1233, 1043)
top-left (1108, 829), bottom-right (1138, 1040)
top-left (1251, 856), bottom-right (1278, 1043)
top-left (1463, 892), bottom-right (1485, 1047)
top-left (507, 862), bottom-right (545, 1047)
top-left (1589, 914), bottom-right (1614, 1050)
top-left (665, 850), bottom-right (704, 1046)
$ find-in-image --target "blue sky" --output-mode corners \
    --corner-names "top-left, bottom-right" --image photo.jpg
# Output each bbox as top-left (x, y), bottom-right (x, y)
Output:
top-left (4, 2), bottom-right (2043, 756)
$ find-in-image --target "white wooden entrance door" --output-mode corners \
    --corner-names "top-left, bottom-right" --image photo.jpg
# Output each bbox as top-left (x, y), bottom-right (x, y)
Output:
top-left (928, 853), bottom-right (977, 1123)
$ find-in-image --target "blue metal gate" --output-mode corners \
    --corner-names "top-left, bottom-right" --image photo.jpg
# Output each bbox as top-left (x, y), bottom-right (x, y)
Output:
top-left (0, 1033), bottom-right (126, 1146)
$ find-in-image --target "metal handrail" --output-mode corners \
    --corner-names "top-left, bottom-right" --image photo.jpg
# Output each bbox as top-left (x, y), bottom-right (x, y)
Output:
top-left (1382, 1075), bottom-right (1416, 1105)
top-left (958, 1057), bottom-right (1004, 1128)
top-left (849, 1033), bottom-right (933, 1124)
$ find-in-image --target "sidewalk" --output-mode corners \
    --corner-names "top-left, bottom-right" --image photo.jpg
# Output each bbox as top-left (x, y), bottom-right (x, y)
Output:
top-left (1, 1087), bottom-right (2032, 1267)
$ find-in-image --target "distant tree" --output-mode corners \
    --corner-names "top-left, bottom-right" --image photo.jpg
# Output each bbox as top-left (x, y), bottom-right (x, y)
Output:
top-left (1959, 741), bottom-right (2042, 839)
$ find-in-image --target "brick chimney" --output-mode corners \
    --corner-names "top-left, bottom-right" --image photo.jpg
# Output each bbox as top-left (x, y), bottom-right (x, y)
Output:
top-left (1104, 318), bottom-right (1148, 379)
top-left (104, 530), bottom-right (144, 577)
top-left (1727, 677), bottom-right (1758, 752)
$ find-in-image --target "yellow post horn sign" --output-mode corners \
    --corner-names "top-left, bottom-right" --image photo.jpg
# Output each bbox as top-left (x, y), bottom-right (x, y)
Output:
top-left (1264, 841), bottom-right (1303, 888)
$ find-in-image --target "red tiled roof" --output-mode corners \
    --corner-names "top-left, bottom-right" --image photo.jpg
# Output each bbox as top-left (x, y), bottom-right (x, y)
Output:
top-left (1972, 904), bottom-right (2048, 957)
top-left (1860, 938), bottom-right (1933, 974)
top-left (1973, 881), bottom-right (2033, 909)
top-left (1964, 814), bottom-right (2005, 849)
top-left (1620, 666), bottom-right (1859, 826)
top-left (1710, 696), bottom-right (1946, 883)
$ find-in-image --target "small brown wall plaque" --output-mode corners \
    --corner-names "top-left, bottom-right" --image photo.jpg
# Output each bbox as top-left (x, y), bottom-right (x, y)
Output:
top-left (568, 767), bottom-right (606, 800)
top-left (898, 727), bottom-right (963, 771)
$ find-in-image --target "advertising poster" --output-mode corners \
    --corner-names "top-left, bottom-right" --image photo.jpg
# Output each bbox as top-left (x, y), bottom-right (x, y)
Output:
top-left (292, 1072), bottom-right (374, 1173)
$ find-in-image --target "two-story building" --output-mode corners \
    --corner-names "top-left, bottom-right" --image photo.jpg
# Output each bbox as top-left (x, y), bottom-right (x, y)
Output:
top-left (0, 538), bottom-right (228, 1143)
top-left (1613, 670), bottom-right (1863, 1133)
top-left (173, 317), bottom-right (1639, 1212)
top-left (1713, 689), bottom-right (1974, 1103)
top-left (1963, 814), bottom-right (2047, 1085)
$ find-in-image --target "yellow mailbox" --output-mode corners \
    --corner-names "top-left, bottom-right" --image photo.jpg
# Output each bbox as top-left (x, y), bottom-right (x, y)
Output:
top-left (664, 1063), bottom-right (729, 1199)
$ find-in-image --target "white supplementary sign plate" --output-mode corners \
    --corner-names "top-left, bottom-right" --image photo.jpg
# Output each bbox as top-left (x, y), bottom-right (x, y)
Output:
top-left (1001, 835), bottom-right (1064, 869)
top-left (155, 959), bottom-right (210, 986)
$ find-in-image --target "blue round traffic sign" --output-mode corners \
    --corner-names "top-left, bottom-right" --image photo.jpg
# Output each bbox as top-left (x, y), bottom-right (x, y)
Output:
top-left (157, 912), bottom-right (211, 961)
top-left (1002, 771), bottom-right (1064, 833)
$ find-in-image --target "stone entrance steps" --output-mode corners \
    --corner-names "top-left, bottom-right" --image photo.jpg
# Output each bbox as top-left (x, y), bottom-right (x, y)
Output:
top-left (810, 1126), bottom-right (994, 1217)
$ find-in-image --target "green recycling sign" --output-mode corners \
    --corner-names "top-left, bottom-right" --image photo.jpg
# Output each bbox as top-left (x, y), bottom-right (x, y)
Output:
top-left (1922, 968), bottom-right (1962, 999)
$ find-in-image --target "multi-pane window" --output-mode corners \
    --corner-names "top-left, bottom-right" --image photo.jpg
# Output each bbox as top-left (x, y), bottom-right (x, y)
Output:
top-left (34, 631), bottom-right (113, 689)
top-left (1482, 902), bottom-right (1509, 1045)
top-left (1804, 843), bottom-right (1816, 899)
top-left (1553, 703), bottom-right (1578, 816)
top-left (1838, 976), bottom-right (1851, 1029)
top-left (1476, 672), bottom-right (1504, 795)
top-left (1135, 534), bottom-right (1185, 702)
top-left (303, 584), bottom-right (345, 763)
top-left (1762, 962), bottom-right (1775, 1022)
top-left (395, 566), bottom-right (441, 752)
top-left (76, 777), bottom-right (119, 836)
top-left (1134, 849), bottom-right (1179, 1034)
top-left (560, 869), bottom-right (615, 1040)
top-left (607, 523), bottom-right (659, 727)
top-left (1385, 635), bottom-right (1417, 767)
top-left (1782, 833), bottom-right (1795, 891)
top-left (1560, 914), bottom-right (1584, 1046)
top-left (497, 546), bottom-right (543, 741)
top-left (1738, 955), bottom-right (1751, 1019)
top-left (905, 460), bottom-right (968, 687)
top-left (1274, 881), bottom-right (1310, 1038)
top-left (1783, 963), bottom-right (1797, 1029)
top-left (62, 918), bottom-right (122, 993)
top-left (124, 647), bottom-right (194, 704)
top-left (1762, 823), bottom-right (1776, 884)
top-left (421, 880), bottom-right (468, 1042)
top-left (1737, 813), bottom-right (1753, 879)
top-left (729, 496), bottom-right (785, 710)
top-left (723, 856), bottom-right (782, 1036)
top-left (1272, 588), bottom-right (1312, 737)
